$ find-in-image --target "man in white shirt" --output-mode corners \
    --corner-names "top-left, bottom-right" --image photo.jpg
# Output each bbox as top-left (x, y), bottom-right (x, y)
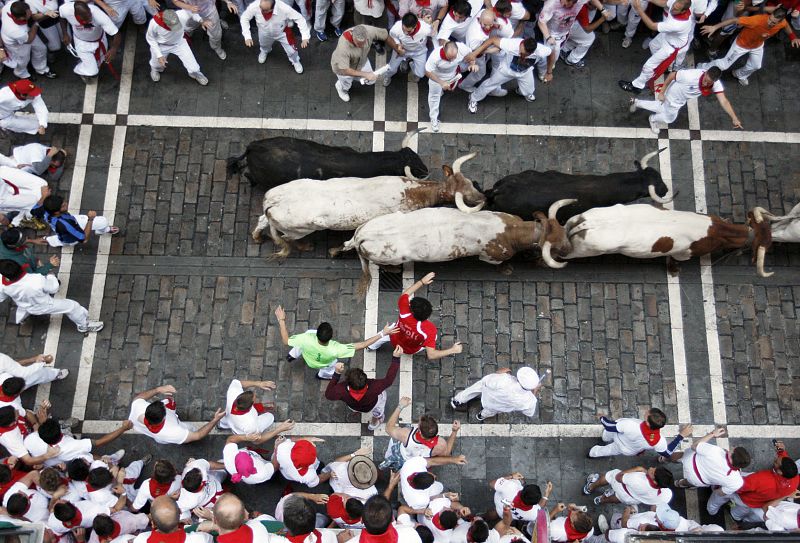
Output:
top-left (419, 497), bottom-right (470, 543)
top-left (424, 40), bottom-right (476, 132)
top-left (0, 373), bottom-right (67, 419)
top-left (220, 378), bottom-right (276, 434)
top-left (48, 500), bottom-right (112, 537)
top-left (324, 455), bottom-right (379, 501)
top-left (0, 406), bottom-right (61, 467)
top-left (452, 366), bottom-right (547, 421)
top-left (274, 436), bottom-right (330, 487)
top-left (436, 0), bottom-right (478, 44)
top-left (24, 418), bottom-right (129, 467)
top-left (491, 473), bottom-right (552, 534)
top-left (538, 0), bottom-right (608, 81)
top-left (588, 408), bottom-right (689, 458)
top-left (671, 427), bottom-right (749, 494)
top-left (90, 511), bottom-right (151, 543)
top-left (223, 418), bottom-right (294, 484)
top-left (0, 351), bottom-right (63, 387)
top-left (384, 13), bottom-right (432, 85)
top-left (127, 384), bottom-right (223, 445)
top-left (0, 260), bottom-right (104, 333)
top-left (241, 0), bottom-right (310, 70)
top-left (59, 0), bottom-right (122, 81)
top-left (399, 455), bottom-right (466, 511)
top-left (3, 472), bottom-right (50, 523)
top-left (1, 1), bottom-right (56, 79)
top-left (131, 460), bottom-right (183, 512)
top-left (146, 9), bottom-right (209, 85)
top-left (195, 493), bottom-right (287, 542)
top-left (0, 79), bottom-right (48, 135)
top-left (583, 466), bottom-right (674, 506)
top-left (0, 143), bottom-right (67, 181)
top-left (176, 458), bottom-right (226, 520)
top-left (459, 10), bottom-right (503, 92)
top-left (0, 166), bottom-right (48, 226)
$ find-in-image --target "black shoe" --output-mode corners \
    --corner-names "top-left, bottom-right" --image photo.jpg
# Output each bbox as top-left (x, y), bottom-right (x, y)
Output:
top-left (373, 41), bottom-right (385, 55)
top-left (618, 80), bottom-right (642, 94)
top-left (286, 353), bottom-right (295, 362)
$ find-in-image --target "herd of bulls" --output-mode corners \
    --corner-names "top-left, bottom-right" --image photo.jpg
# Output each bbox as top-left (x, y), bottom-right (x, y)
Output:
top-left (226, 132), bottom-right (800, 293)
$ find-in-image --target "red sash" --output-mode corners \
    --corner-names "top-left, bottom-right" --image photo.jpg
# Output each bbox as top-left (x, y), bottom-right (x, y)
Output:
top-left (691, 454), bottom-right (707, 485)
top-left (287, 530), bottom-right (322, 543)
top-left (2, 179), bottom-right (20, 196)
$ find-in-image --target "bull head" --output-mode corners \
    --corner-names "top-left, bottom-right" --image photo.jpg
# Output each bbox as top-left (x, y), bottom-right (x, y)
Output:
top-left (443, 153), bottom-right (486, 213)
top-left (637, 148), bottom-right (674, 204)
top-left (748, 207), bottom-right (774, 278)
top-left (538, 199), bottom-right (576, 269)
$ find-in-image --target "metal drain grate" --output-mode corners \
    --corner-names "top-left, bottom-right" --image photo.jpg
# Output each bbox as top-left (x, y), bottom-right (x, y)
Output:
top-left (379, 269), bottom-right (403, 291)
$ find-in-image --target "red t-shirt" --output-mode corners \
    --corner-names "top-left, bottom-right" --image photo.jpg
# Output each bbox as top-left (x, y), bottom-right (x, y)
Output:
top-left (391, 294), bottom-right (437, 354)
top-left (737, 451), bottom-right (800, 508)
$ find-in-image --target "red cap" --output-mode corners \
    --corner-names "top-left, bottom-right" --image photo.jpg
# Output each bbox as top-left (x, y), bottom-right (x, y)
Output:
top-left (290, 440), bottom-right (317, 475)
top-left (8, 79), bottom-right (42, 99)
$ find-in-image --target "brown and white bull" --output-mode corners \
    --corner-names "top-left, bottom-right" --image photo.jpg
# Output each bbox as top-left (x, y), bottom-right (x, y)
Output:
top-left (334, 199), bottom-right (575, 295)
top-left (549, 203), bottom-right (774, 276)
top-left (251, 153), bottom-right (486, 258)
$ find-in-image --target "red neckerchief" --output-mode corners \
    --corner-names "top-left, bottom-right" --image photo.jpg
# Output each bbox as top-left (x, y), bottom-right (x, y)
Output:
top-left (147, 529), bottom-right (187, 543)
top-left (409, 21), bottom-right (421, 36)
top-left (262, 9), bottom-right (273, 19)
top-left (1, 263), bottom-right (28, 286)
top-left (480, 23), bottom-right (491, 35)
top-left (448, 8), bottom-right (456, 19)
top-left (286, 530), bottom-right (322, 543)
top-left (671, 8), bottom-right (691, 19)
top-left (253, 403), bottom-right (266, 414)
top-left (431, 513), bottom-right (447, 531)
top-left (492, 7), bottom-right (508, 22)
top-left (725, 454), bottom-right (740, 476)
top-left (564, 516), bottom-right (589, 542)
top-left (218, 524), bottom-right (254, 543)
top-left (149, 478), bottom-right (172, 498)
top-left (9, 13), bottom-right (27, 25)
top-left (439, 47), bottom-right (449, 60)
top-left (328, 494), bottom-right (361, 525)
top-left (143, 417), bottom-right (165, 434)
top-left (406, 474), bottom-right (420, 488)
top-left (62, 508), bottom-right (83, 529)
top-left (86, 482), bottom-right (105, 492)
top-left (639, 422), bottom-right (660, 446)
top-left (0, 416), bottom-right (28, 436)
top-left (512, 491), bottom-right (533, 511)
top-left (646, 475), bottom-right (661, 494)
top-left (415, 0), bottom-right (431, 6)
top-left (153, 12), bottom-right (171, 29)
top-left (359, 525), bottom-right (398, 543)
top-left (699, 74), bottom-right (715, 96)
top-left (230, 404), bottom-right (251, 416)
top-left (164, 398), bottom-right (176, 410)
top-left (75, 14), bottom-right (94, 28)
top-left (412, 429), bottom-right (438, 450)
top-left (343, 30), bottom-right (356, 44)
top-left (0, 391), bottom-right (18, 403)
top-left (348, 386), bottom-right (368, 402)
top-left (12, 245), bottom-right (26, 252)
top-left (188, 480), bottom-right (206, 494)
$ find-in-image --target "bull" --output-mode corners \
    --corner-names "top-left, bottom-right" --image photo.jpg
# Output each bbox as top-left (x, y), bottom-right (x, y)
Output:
top-left (334, 199), bottom-right (575, 296)
top-left (743, 203), bottom-right (800, 277)
top-left (226, 130), bottom-right (429, 191)
top-left (483, 149), bottom-right (673, 221)
top-left (545, 203), bottom-right (774, 276)
top-left (252, 153), bottom-right (486, 258)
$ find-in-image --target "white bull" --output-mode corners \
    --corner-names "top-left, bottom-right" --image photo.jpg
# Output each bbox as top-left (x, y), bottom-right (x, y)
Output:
top-left (552, 203), bottom-right (773, 276)
top-left (336, 200), bottom-right (575, 295)
top-left (251, 153), bottom-right (486, 258)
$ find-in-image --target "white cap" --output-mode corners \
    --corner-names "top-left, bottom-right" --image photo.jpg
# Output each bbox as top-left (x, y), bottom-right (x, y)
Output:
top-left (655, 505), bottom-right (681, 530)
top-left (516, 367), bottom-right (540, 390)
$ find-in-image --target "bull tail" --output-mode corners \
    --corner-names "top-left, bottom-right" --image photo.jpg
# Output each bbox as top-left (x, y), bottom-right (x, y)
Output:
top-left (355, 253), bottom-right (372, 299)
top-left (328, 234), bottom-right (356, 258)
top-left (226, 151), bottom-right (247, 179)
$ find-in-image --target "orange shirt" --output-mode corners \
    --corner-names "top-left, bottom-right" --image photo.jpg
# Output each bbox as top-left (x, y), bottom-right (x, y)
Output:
top-left (735, 14), bottom-right (787, 49)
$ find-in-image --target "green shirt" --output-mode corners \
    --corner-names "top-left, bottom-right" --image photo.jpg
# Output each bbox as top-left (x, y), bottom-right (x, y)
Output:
top-left (0, 243), bottom-right (52, 275)
top-left (288, 331), bottom-right (356, 369)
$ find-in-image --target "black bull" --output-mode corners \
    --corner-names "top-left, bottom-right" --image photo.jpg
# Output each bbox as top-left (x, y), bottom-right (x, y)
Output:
top-left (483, 162), bottom-right (670, 222)
top-left (226, 135), bottom-right (429, 191)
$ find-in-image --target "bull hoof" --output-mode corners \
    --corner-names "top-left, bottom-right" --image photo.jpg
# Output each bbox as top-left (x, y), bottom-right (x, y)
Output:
top-left (252, 231), bottom-right (264, 243)
top-left (294, 240), bottom-right (314, 252)
top-left (268, 250), bottom-right (290, 261)
top-left (666, 257), bottom-right (680, 276)
top-left (498, 262), bottom-right (514, 275)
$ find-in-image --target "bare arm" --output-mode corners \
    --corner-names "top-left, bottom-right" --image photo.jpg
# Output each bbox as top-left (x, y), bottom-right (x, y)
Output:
top-left (715, 92), bottom-right (742, 129)
top-left (134, 385), bottom-right (174, 402)
top-left (441, 421), bottom-right (460, 456)
top-left (184, 409), bottom-right (225, 443)
top-left (383, 471), bottom-right (401, 499)
top-left (352, 324), bottom-right (397, 351)
top-left (426, 454), bottom-right (467, 467)
top-left (91, 420), bottom-right (132, 448)
top-left (274, 306), bottom-right (291, 345)
top-left (385, 398), bottom-right (411, 441)
top-left (633, 0), bottom-right (659, 31)
top-left (692, 427), bottom-right (725, 450)
top-left (402, 272), bottom-right (435, 296)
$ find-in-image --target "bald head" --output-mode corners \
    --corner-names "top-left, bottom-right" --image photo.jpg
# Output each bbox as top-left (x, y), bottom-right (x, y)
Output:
top-left (479, 9), bottom-right (495, 25)
top-left (74, 0), bottom-right (91, 18)
top-left (213, 493), bottom-right (248, 532)
top-left (151, 496), bottom-right (181, 533)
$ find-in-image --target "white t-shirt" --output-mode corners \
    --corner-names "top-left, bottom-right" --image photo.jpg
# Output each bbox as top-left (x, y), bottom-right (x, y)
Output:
top-left (177, 459), bottom-right (223, 519)
top-left (0, 377), bottom-right (24, 415)
top-left (132, 531), bottom-right (213, 543)
top-left (216, 520), bottom-right (288, 543)
top-left (222, 380), bottom-right (270, 435)
top-left (549, 516), bottom-right (591, 542)
top-left (420, 497), bottom-right (454, 543)
top-left (655, 13), bottom-right (693, 47)
top-left (0, 3), bottom-right (31, 45)
top-left (492, 478), bottom-right (539, 521)
top-left (607, 469), bottom-right (673, 506)
top-left (47, 500), bottom-right (110, 535)
top-left (539, 0), bottom-right (588, 37)
top-left (276, 439), bottom-right (320, 487)
top-left (451, 523), bottom-right (501, 543)
top-left (59, 2), bottom-right (118, 42)
top-left (400, 456), bottom-right (440, 510)
top-left (765, 501), bottom-right (800, 532)
top-left (222, 443), bottom-right (275, 484)
top-left (608, 418), bottom-right (668, 456)
top-left (3, 482), bottom-right (49, 522)
top-left (681, 442), bottom-right (744, 495)
top-left (24, 432), bottom-right (93, 467)
top-left (624, 511), bottom-right (697, 532)
top-left (497, 38), bottom-right (551, 74)
top-left (326, 461), bottom-right (378, 501)
top-left (128, 398), bottom-right (191, 445)
top-left (425, 43), bottom-right (472, 80)
top-left (0, 423), bottom-right (29, 458)
top-left (86, 460), bottom-right (122, 509)
top-left (667, 69), bottom-right (724, 105)
top-left (389, 20), bottom-right (433, 55)
top-left (131, 476), bottom-right (182, 511)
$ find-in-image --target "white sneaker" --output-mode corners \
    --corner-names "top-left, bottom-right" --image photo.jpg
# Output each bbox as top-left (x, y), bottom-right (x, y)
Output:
top-left (150, 69), bottom-right (160, 82)
top-left (489, 88), bottom-right (507, 97)
top-left (292, 61), bottom-right (303, 74)
top-left (108, 449), bottom-right (125, 463)
top-left (597, 515), bottom-right (609, 534)
top-left (515, 88), bottom-right (535, 102)
top-left (214, 48), bottom-right (227, 60)
top-left (629, 97), bottom-right (637, 112)
top-left (382, 75), bottom-right (392, 87)
top-left (192, 72), bottom-right (209, 85)
top-left (430, 119), bottom-right (440, 132)
top-left (335, 80), bottom-right (350, 102)
top-left (648, 114), bottom-right (661, 135)
top-left (468, 100), bottom-right (477, 113)
top-left (737, 76), bottom-right (749, 86)
top-left (642, 37), bottom-right (651, 49)
top-left (258, 51), bottom-right (268, 64)
top-left (77, 321), bottom-right (104, 333)
top-left (56, 369), bottom-right (69, 380)
top-left (622, 36), bottom-right (632, 48)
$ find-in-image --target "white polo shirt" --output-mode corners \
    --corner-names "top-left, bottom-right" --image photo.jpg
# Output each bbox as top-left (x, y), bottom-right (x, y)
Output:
top-left (24, 431), bottom-right (93, 467)
top-left (681, 442), bottom-right (744, 494)
top-left (128, 398), bottom-right (191, 445)
top-left (222, 443), bottom-right (275, 484)
top-left (400, 456), bottom-right (441, 510)
top-left (177, 459), bottom-right (224, 519)
top-left (492, 478), bottom-right (539, 522)
top-left (3, 481), bottom-right (49, 522)
top-left (131, 475), bottom-right (182, 511)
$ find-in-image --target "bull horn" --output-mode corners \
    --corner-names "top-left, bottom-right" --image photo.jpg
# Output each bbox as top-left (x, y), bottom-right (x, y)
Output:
top-left (401, 127), bottom-right (424, 149)
top-left (640, 147), bottom-right (667, 169)
top-left (541, 241), bottom-right (567, 269)
top-left (648, 184), bottom-right (674, 204)
top-left (404, 166), bottom-right (422, 181)
top-left (755, 245), bottom-right (774, 278)
top-left (751, 206), bottom-right (776, 223)
top-left (455, 192), bottom-right (485, 213)
top-left (452, 152), bottom-right (477, 175)
top-left (548, 199), bottom-right (577, 220)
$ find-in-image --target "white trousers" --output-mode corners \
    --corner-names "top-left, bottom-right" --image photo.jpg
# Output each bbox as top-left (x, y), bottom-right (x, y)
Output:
top-left (0, 114), bottom-right (41, 135)
top-left (45, 215), bottom-right (111, 247)
top-left (428, 79), bottom-right (445, 123)
top-left (453, 379), bottom-right (499, 417)
top-left (122, 460), bottom-right (145, 502)
top-left (149, 40), bottom-right (202, 75)
top-left (3, 37), bottom-right (48, 78)
top-left (384, 48), bottom-right (427, 79)
top-left (336, 59), bottom-right (374, 91)
top-left (632, 33), bottom-right (687, 89)
top-left (278, 0), bottom-right (312, 22)
top-left (563, 22), bottom-right (595, 62)
top-left (634, 96), bottom-right (683, 124)
top-left (588, 429), bottom-right (625, 457)
top-left (16, 298), bottom-right (89, 328)
top-left (314, 0), bottom-right (345, 32)
top-left (616, 0), bottom-right (649, 38)
top-left (106, 0), bottom-right (148, 27)
top-left (706, 490), bottom-right (732, 515)
top-left (471, 64), bottom-right (537, 103)
top-left (184, 10), bottom-right (223, 52)
top-left (5, 361), bottom-right (59, 387)
top-left (40, 25), bottom-right (63, 52)
top-left (72, 36), bottom-right (107, 77)
top-left (460, 56), bottom-right (486, 89)
top-left (706, 41), bottom-right (763, 80)
top-left (258, 30), bottom-right (300, 64)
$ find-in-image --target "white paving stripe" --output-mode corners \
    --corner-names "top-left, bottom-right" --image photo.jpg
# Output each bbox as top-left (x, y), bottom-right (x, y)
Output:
top-left (69, 29), bottom-right (136, 420)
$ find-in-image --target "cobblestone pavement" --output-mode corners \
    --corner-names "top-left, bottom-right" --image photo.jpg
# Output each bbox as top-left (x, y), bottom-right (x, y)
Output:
top-left (0, 19), bottom-right (799, 532)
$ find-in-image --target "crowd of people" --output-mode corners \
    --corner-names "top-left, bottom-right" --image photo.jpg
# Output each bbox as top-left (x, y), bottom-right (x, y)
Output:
top-left (0, 271), bottom-right (798, 541)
